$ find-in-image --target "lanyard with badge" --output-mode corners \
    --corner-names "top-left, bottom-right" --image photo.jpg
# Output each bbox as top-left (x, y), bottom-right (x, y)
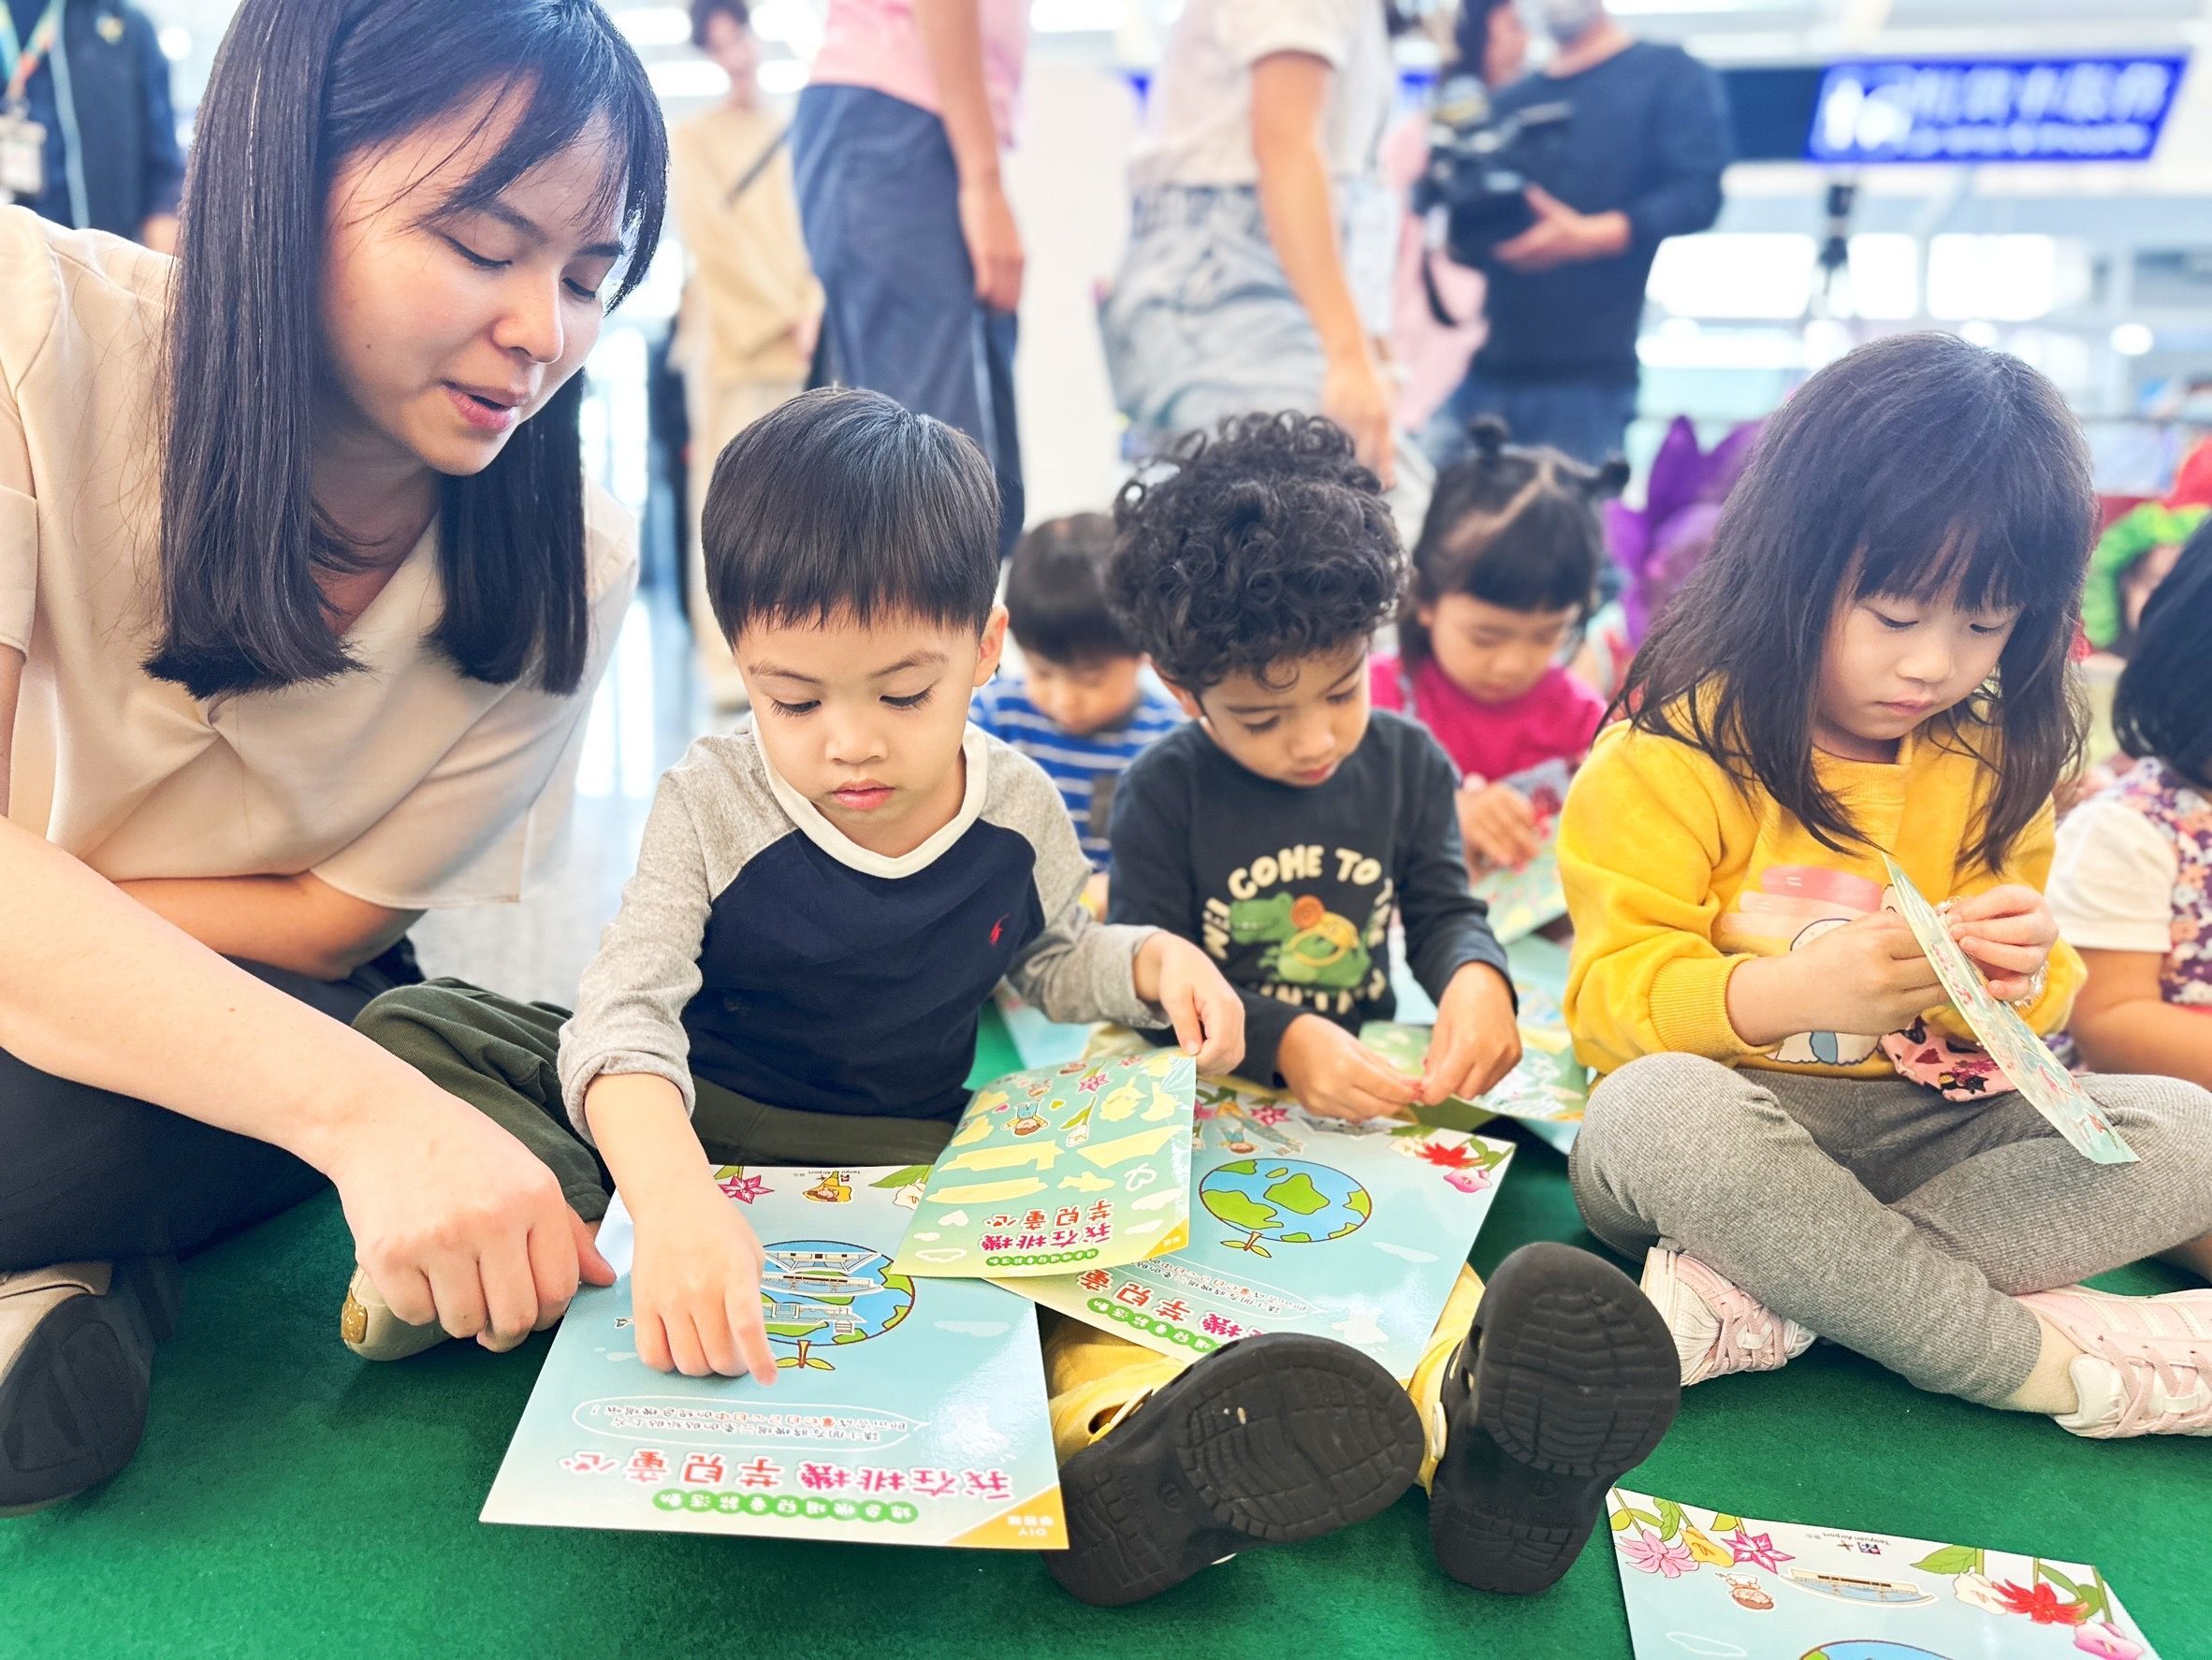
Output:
top-left (0, 0), bottom-right (68, 204)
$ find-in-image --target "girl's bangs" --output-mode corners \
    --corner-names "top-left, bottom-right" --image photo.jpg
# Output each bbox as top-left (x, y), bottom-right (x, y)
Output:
top-left (1850, 450), bottom-right (2086, 619)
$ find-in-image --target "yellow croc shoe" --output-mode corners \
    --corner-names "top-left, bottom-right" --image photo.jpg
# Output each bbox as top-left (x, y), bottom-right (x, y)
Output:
top-left (339, 1266), bottom-right (451, 1362)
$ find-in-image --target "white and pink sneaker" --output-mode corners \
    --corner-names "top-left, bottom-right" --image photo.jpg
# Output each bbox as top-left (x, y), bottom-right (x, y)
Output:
top-left (2016, 1284), bottom-right (2212, 1439)
top-left (1640, 1242), bottom-right (1816, 1388)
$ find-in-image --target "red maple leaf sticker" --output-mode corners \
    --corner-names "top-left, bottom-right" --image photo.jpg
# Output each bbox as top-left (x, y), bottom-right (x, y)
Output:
top-left (1992, 1581), bottom-right (2089, 1626)
top-left (1417, 1142), bottom-right (1479, 1170)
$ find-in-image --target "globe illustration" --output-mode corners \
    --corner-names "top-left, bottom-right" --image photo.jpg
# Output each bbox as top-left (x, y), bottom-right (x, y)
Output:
top-left (1802, 1646), bottom-right (1950, 1660)
top-left (757, 1240), bottom-right (913, 1371)
top-left (1200, 1159), bottom-right (1371, 1258)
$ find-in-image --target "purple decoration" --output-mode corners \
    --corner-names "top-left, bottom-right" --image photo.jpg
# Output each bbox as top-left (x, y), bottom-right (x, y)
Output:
top-left (1608, 416), bottom-right (1765, 646)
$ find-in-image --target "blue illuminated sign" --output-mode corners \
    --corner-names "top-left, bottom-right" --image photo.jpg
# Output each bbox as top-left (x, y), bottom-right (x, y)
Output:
top-left (1806, 56), bottom-right (2187, 165)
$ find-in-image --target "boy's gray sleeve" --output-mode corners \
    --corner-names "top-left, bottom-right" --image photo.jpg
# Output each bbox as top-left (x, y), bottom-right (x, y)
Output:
top-left (999, 769), bottom-right (1163, 1029)
top-left (557, 774), bottom-right (713, 1142)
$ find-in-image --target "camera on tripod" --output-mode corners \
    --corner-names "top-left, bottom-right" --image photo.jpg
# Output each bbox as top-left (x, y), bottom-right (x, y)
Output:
top-left (1412, 75), bottom-right (1574, 265)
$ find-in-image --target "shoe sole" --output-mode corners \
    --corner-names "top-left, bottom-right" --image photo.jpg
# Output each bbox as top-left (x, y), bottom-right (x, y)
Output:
top-left (1046, 1332), bottom-right (1424, 1608)
top-left (1430, 1242), bottom-right (1681, 1594)
top-left (0, 1257), bottom-right (179, 1515)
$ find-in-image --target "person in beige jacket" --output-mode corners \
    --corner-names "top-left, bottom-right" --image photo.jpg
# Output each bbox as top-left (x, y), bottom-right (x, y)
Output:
top-left (0, 0), bottom-right (668, 1513)
top-left (672, 0), bottom-right (822, 707)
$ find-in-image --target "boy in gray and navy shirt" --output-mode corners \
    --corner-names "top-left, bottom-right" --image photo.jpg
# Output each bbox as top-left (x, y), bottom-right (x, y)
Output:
top-left (352, 390), bottom-right (1633, 1609)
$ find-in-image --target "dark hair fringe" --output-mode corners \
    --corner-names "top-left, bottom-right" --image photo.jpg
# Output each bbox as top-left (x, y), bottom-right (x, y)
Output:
top-left (1108, 412), bottom-right (1403, 694)
top-left (1397, 415), bottom-right (1623, 669)
top-left (1448, 0), bottom-right (1516, 73)
top-left (1005, 514), bottom-right (1137, 664)
top-left (2112, 518), bottom-right (2212, 793)
top-left (1613, 332), bottom-right (2092, 876)
top-left (690, 0), bottom-right (750, 49)
top-left (702, 388), bottom-right (1002, 643)
top-left (147, 0), bottom-right (667, 702)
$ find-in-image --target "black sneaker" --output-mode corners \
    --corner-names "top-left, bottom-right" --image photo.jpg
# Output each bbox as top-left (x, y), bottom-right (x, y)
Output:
top-left (0, 1256), bottom-right (180, 1516)
top-left (1428, 1241), bottom-right (1681, 1594)
top-left (1047, 1331), bottom-right (1424, 1608)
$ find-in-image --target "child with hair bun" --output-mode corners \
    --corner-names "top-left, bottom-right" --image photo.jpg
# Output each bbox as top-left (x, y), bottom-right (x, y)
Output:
top-left (1372, 415), bottom-right (1626, 867)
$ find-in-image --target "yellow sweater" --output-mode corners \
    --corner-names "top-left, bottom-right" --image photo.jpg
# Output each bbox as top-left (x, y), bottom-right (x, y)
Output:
top-left (1559, 714), bottom-right (2083, 1080)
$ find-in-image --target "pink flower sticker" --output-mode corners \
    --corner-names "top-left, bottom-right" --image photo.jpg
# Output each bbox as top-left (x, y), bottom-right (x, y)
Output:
top-left (1622, 1527), bottom-right (1697, 1578)
top-left (1725, 1529), bottom-right (1796, 1572)
top-left (2074, 1623), bottom-right (2146, 1660)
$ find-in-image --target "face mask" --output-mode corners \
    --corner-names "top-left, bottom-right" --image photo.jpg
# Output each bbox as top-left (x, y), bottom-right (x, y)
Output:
top-left (1532, 0), bottom-right (1605, 43)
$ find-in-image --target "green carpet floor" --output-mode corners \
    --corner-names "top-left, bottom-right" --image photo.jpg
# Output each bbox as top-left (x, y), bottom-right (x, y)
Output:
top-left (4, 1013), bottom-right (2205, 1658)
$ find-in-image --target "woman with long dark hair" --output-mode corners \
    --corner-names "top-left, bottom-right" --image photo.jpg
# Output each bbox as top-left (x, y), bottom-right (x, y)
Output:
top-left (0, 0), bottom-right (665, 1510)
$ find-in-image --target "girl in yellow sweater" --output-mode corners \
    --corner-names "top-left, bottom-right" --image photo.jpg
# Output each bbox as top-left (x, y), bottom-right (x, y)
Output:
top-left (1560, 332), bottom-right (2212, 1439)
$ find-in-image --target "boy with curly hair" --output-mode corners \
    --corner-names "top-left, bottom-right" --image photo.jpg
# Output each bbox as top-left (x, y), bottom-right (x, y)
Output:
top-left (1109, 412), bottom-right (1517, 1114)
top-left (1044, 413), bottom-right (1681, 1605)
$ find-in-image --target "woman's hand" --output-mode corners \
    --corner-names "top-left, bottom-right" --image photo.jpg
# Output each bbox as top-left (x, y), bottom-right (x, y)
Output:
top-left (333, 1092), bottom-right (615, 1352)
top-left (1946, 884), bottom-right (2058, 1002)
top-left (1134, 932), bottom-right (1247, 1077)
top-left (958, 176), bottom-right (1025, 313)
top-left (1321, 346), bottom-right (1396, 487)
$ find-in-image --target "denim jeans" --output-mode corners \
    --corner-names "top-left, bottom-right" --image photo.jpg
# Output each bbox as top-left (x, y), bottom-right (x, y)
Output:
top-left (1101, 185), bottom-right (1335, 451)
top-left (792, 84), bottom-right (1024, 558)
top-left (1100, 183), bottom-right (1432, 528)
top-left (1419, 371), bottom-right (1640, 470)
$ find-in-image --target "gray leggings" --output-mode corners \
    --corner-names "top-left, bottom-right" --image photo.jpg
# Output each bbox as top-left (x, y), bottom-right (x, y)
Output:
top-left (1569, 1055), bottom-right (2212, 1405)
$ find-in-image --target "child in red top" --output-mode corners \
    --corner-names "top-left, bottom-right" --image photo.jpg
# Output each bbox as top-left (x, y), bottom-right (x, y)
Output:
top-left (1371, 417), bottom-right (1624, 867)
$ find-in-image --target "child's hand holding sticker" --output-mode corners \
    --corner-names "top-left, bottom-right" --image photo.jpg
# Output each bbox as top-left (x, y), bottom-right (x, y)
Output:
top-left (1883, 856), bottom-right (2135, 1165)
top-left (1424, 962), bottom-right (1523, 1105)
top-left (1943, 882), bottom-right (2058, 1003)
top-left (1135, 931), bottom-right (1246, 1077)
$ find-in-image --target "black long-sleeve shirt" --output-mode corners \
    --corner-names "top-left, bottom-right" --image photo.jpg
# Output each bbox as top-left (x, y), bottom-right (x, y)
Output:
top-left (1107, 711), bottom-right (1509, 1086)
top-left (1475, 40), bottom-right (1730, 387)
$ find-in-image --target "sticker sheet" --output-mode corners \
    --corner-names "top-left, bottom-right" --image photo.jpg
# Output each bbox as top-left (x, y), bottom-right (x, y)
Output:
top-left (1386, 933), bottom-right (1587, 1153)
top-left (888, 1051), bottom-right (1196, 1277)
top-left (1468, 757), bottom-right (1575, 943)
top-left (1609, 1487), bottom-right (2162, 1659)
top-left (483, 1168), bottom-right (1065, 1550)
top-left (1471, 846), bottom-right (1569, 945)
top-left (1013, 1083), bottom-right (1513, 1381)
top-left (1883, 856), bottom-right (2136, 1164)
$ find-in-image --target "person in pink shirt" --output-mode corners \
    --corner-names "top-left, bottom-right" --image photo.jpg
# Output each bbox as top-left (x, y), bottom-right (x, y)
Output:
top-left (794, 0), bottom-right (1029, 556)
top-left (1371, 415), bottom-right (1624, 867)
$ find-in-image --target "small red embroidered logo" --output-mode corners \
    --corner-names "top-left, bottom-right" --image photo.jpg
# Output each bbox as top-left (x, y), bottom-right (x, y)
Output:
top-left (989, 914), bottom-right (1009, 946)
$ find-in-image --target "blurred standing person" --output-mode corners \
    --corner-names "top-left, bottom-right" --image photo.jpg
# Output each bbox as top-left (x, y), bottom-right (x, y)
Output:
top-left (1419, 0), bottom-right (1727, 470)
top-left (0, 0), bottom-right (182, 250)
top-left (1382, 0), bottom-right (1528, 433)
top-left (670, 0), bottom-right (820, 708)
top-left (1100, 0), bottom-right (1407, 488)
top-left (795, 0), bottom-right (1028, 559)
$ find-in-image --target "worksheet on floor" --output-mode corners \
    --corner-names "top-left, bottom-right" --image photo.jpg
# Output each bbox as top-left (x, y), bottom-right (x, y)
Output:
top-left (482, 1167), bottom-right (1065, 1550)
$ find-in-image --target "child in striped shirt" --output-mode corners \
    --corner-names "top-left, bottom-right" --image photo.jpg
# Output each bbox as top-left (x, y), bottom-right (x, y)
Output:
top-left (971, 514), bottom-right (1183, 894)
